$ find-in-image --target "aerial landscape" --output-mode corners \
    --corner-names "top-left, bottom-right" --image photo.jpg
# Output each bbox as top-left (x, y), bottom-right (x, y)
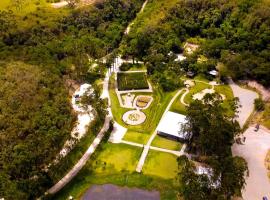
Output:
top-left (0, 0), bottom-right (270, 199)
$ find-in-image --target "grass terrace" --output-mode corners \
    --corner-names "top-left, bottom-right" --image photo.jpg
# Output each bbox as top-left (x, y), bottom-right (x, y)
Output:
top-left (143, 151), bottom-right (179, 179)
top-left (151, 135), bottom-right (183, 151)
top-left (117, 72), bottom-right (149, 91)
top-left (170, 89), bottom-right (187, 114)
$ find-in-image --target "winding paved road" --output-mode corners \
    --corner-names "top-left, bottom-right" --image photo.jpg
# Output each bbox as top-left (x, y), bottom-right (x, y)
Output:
top-left (232, 126), bottom-right (270, 200)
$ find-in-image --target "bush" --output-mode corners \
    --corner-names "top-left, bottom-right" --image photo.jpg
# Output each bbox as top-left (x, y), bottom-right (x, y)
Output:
top-left (254, 98), bottom-right (265, 111)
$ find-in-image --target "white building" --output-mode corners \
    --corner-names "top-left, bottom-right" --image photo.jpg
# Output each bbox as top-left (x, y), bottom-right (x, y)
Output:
top-left (157, 111), bottom-right (189, 141)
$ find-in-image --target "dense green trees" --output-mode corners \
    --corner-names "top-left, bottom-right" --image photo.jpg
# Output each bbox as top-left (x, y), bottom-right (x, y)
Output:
top-left (0, 62), bottom-right (74, 199)
top-left (179, 94), bottom-right (248, 199)
top-left (123, 0), bottom-right (270, 86)
top-left (0, 0), bottom-right (144, 80)
top-left (0, 1), bottom-right (145, 199)
top-left (184, 93), bottom-right (240, 156)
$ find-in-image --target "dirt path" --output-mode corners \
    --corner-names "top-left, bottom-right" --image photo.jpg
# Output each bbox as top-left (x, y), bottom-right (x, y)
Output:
top-left (232, 126), bottom-right (270, 200)
top-left (124, 0), bottom-right (148, 35)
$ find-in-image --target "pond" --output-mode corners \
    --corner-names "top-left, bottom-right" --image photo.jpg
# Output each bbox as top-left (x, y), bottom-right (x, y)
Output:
top-left (82, 184), bottom-right (160, 200)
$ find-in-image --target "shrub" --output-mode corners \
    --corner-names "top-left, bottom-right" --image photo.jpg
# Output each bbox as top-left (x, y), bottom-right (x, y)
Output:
top-left (254, 98), bottom-right (265, 111)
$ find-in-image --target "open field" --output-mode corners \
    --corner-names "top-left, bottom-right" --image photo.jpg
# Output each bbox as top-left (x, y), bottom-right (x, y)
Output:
top-left (52, 143), bottom-right (180, 200)
top-left (129, 0), bottom-right (179, 32)
top-left (123, 130), bottom-right (150, 144)
top-left (91, 143), bottom-right (142, 173)
top-left (143, 151), bottom-right (179, 179)
top-left (151, 135), bottom-right (183, 151)
top-left (117, 72), bottom-right (149, 91)
top-left (0, 0), bottom-right (49, 14)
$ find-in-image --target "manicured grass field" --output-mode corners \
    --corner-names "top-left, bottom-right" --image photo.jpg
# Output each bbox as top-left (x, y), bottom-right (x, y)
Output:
top-left (143, 151), bottom-right (179, 179)
top-left (170, 89), bottom-right (187, 114)
top-left (151, 135), bottom-right (183, 151)
top-left (91, 143), bottom-right (142, 173)
top-left (117, 72), bottom-right (149, 91)
top-left (123, 130), bottom-right (150, 144)
top-left (52, 143), bottom-right (180, 200)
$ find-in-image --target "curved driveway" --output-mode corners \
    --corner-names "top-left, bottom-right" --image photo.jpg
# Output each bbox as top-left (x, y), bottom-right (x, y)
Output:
top-left (228, 79), bottom-right (258, 128)
top-left (232, 126), bottom-right (270, 200)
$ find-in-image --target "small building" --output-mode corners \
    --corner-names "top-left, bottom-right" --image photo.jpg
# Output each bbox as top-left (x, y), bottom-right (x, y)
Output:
top-left (209, 70), bottom-right (218, 77)
top-left (187, 71), bottom-right (195, 78)
top-left (157, 111), bottom-right (189, 141)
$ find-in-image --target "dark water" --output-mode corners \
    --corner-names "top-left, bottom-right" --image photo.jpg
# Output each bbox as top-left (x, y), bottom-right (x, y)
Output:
top-left (82, 184), bottom-right (160, 200)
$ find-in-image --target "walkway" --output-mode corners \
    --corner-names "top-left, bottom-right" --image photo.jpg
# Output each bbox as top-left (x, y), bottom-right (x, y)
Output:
top-left (47, 115), bottom-right (111, 194)
top-left (228, 78), bottom-right (258, 128)
top-left (121, 140), bottom-right (182, 157)
top-left (232, 126), bottom-right (270, 200)
top-left (136, 89), bottom-right (185, 172)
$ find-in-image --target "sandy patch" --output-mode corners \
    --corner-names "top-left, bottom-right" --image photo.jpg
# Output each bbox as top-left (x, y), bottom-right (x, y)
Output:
top-left (122, 110), bottom-right (146, 125)
top-left (192, 88), bottom-right (215, 101)
top-left (109, 121), bottom-right (127, 143)
top-left (51, 1), bottom-right (68, 8)
top-left (58, 84), bottom-right (94, 159)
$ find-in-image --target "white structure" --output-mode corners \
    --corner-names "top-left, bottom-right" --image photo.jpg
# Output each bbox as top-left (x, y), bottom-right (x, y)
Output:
top-left (157, 111), bottom-right (189, 140)
top-left (209, 70), bottom-right (218, 76)
top-left (174, 54), bottom-right (187, 62)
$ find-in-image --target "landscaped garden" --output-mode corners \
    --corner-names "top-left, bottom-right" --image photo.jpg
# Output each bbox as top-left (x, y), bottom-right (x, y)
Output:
top-left (117, 72), bottom-right (149, 91)
top-left (110, 74), bottom-right (178, 135)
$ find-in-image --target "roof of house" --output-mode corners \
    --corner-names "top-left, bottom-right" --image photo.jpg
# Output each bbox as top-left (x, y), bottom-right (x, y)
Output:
top-left (209, 70), bottom-right (218, 76)
top-left (157, 111), bottom-right (189, 139)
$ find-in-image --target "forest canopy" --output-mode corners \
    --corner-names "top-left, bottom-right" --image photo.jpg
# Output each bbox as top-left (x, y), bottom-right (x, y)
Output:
top-left (123, 0), bottom-right (270, 86)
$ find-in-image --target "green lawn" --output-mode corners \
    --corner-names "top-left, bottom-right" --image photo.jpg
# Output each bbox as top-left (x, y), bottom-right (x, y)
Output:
top-left (117, 72), bottom-right (149, 91)
top-left (143, 151), bottom-right (179, 179)
top-left (214, 84), bottom-right (234, 100)
top-left (123, 130), bottom-right (150, 144)
top-left (184, 81), bottom-right (211, 103)
top-left (170, 89), bottom-right (187, 114)
top-left (151, 135), bottom-right (183, 151)
top-left (91, 143), bottom-right (142, 173)
top-left (52, 143), bottom-right (180, 200)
